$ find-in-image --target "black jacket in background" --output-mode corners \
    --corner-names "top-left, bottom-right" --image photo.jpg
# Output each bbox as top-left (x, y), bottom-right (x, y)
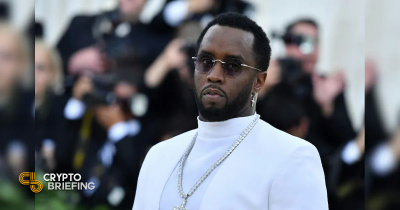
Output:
top-left (365, 87), bottom-right (400, 210)
top-left (34, 93), bottom-right (68, 150)
top-left (0, 88), bottom-right (34, 202)
top-left (0, 88), bottom-right (34, 172)
top-left (56, 10), bottom-right (173, 76)
top-left (56, 106), bottom-right (156, 209)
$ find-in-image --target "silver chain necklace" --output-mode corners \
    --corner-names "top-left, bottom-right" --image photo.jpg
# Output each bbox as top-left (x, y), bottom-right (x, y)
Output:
top-left (174, 114), bottom-right (260, 210)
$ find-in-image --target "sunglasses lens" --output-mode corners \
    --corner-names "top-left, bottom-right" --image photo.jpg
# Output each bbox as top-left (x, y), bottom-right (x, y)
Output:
top-left (193, 54), bottom-right (243, 76)
top-left (224, 60), bottom-right (242, 76)
top-left (195, 54), bottom-right (214, 73)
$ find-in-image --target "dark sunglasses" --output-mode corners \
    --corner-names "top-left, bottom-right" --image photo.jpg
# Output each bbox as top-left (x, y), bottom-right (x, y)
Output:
top-left (192, 53), bottom-right (262, 77)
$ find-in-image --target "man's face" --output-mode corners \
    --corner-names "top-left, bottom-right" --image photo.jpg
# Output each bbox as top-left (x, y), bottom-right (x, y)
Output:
top-left (285, 23), bottom-right (319, 73)
top-left (194, 25), bottom-right (257, 121)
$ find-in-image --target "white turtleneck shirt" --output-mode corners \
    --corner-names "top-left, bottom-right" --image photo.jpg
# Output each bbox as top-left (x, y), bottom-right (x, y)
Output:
top-left (159, 114), bottom-right (258, 210)
top-left (132, 113), bottom-right (328, 210)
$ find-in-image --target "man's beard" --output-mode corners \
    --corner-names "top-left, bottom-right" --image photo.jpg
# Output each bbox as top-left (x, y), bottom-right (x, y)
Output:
top-left (194, 82), bottom-right (253, 122)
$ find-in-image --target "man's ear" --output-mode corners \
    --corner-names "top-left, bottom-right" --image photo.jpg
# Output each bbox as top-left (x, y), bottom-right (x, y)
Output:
top-left (253, 71), bottom-right (267, 93)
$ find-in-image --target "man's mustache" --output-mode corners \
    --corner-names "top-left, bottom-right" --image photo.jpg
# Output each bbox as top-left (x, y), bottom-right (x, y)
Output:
top-left (200, 85), bottom-right (227, 98)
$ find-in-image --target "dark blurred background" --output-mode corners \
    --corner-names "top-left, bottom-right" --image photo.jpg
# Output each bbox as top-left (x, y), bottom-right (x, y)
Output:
top-left (0, 0), bottom-right (398, 210)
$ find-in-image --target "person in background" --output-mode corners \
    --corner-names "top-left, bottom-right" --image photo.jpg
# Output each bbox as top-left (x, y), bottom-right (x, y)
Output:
top-left (258, 18), bottom-right (364, 209)
top-left (0, 22), bottom-right (34, 208)
top-left (366, 127), bottom-right (400, 210)
top-left (365, 59), bottom-right (400, 210)
top-left (34, 39), bottom-right (68, 172)
top-left (0, 21), bottom-right (33, 178)
top-left (152, 0), bottom-right (255, 31)
top-left (59, 55), bottom-right (152, 209)
top-left (57, 0), bottom-right (172, 80)
top-left (259, 83), bottom-right (308, 139)
top-left (141, 21), bottom-right (204, 145)
top-left (144, 38), bottom-right (196, 142)
top-left (262, 19), bottom-right (358, 143)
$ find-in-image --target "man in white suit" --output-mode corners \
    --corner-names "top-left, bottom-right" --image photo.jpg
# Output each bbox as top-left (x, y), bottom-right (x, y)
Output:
top-left (133, 12), bottom-right (328, 210)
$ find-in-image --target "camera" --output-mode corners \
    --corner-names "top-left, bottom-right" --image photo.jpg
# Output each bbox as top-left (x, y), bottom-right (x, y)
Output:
top-left (81, 54), bottom-right (149, 117)
top-left (82, 72), bottom-right (117, 107)
top-left (278, 57), bottom-right (312, 99)
top-left (278, 57), bottom-right (303, 85)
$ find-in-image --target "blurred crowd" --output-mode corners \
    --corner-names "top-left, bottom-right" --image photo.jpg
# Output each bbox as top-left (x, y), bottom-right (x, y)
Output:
top-left (0, 0), bottom-right (399, 210)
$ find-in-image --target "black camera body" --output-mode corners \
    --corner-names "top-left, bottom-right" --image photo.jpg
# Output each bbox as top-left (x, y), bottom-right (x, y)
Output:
top-left (81, 53), bottom-right (148, 117)
top-left (278, 57), bottom-right (304, 84)
top-left (82, 73), bottom-right (117, 107)
top-left (278, 57), bottom-right (312, 99)
top-left (80, 72), bottom-right (148, 117)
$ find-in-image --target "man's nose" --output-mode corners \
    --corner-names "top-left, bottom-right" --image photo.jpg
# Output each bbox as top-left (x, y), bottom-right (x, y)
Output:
top-left (207, 62), bottom-right (225, 84)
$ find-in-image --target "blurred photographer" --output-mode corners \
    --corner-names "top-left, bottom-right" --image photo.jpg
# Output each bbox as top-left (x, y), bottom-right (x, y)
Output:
top-left (57, 0), bottom-right (172, 81)
top-left (0, 22), bottom-right (34, 178)
top-left (259, 83), bottom-right (309, 139)
top-left (34, 39), bottom-right (68, 173)
top-left (58, 55), bottom-right (151, 209)
top-left (365, 60), bottom-right (400, 210)
top-left (143, 22), bottom-right (204, 143)
top-left (263, 18), bottom-right (358, 145)
top-left (154, 0), bottom-right (255, 30)
top-left (258, 18), bottom-right (363, 209)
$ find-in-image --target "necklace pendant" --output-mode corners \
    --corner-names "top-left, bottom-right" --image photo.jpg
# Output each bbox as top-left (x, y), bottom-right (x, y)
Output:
top-left (173, 197), bottom-right (188, 210)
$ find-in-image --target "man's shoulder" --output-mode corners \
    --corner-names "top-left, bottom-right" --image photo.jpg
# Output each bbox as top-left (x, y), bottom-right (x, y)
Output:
top-left (250, 120), bottom-right (323, 178)
top-left (256, 120), bottom-right (320, 158)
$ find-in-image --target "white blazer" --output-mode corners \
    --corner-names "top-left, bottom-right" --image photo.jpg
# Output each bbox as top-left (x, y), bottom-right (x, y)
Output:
top-left (132, 120), bottom-right (328, 210)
